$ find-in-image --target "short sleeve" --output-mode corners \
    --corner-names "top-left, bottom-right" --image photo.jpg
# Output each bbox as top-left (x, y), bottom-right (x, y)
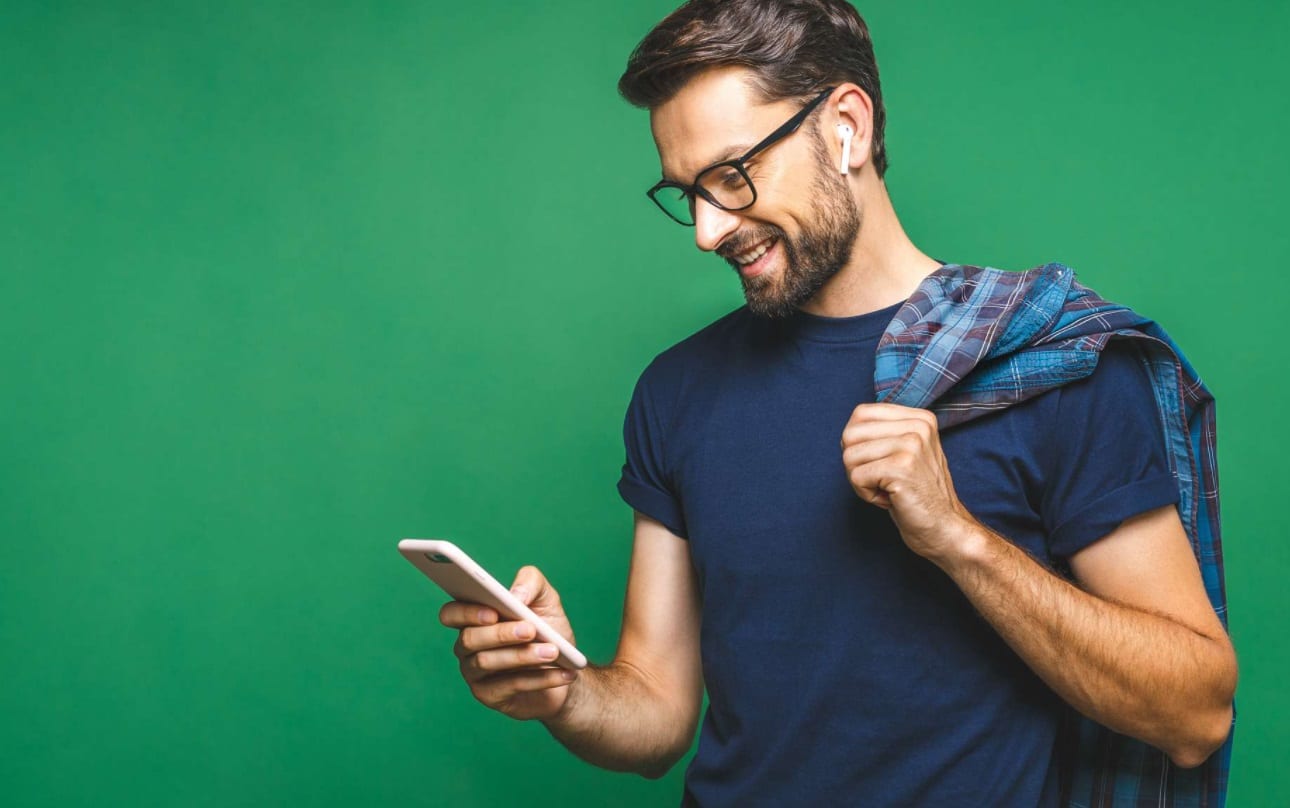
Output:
top-left (617, 368), bottom-right (688, 539)
top-left (1041, 342), bottom-right (1180, 558)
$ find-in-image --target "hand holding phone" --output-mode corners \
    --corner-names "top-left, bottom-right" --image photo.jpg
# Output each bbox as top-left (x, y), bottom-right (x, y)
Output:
top-left (400, 539), bottom-right (586, 669)
top-left (401, 539), bottom-right (585, 722)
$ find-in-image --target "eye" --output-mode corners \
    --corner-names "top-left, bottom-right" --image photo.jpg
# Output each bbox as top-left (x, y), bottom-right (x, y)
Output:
top-left (718, 168), bottom-right (744, 189)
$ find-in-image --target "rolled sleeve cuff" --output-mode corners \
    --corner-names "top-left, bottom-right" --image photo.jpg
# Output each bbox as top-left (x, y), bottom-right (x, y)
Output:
top-left (1048, 474), bottom-right (1180, 559)
top-left (617, 473), bottom-right (688, 539)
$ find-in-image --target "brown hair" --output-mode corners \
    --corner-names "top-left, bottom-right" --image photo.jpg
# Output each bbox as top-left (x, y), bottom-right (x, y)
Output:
top-left (618, 0), bottom-right (889, 177)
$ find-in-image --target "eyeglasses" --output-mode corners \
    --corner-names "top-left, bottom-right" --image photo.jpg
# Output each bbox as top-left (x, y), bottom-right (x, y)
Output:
top-left (646, 86), bottom-right (836, 226)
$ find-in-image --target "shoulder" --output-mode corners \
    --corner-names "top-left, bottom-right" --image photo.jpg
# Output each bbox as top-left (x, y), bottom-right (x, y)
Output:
top-left (635, 305), bottom-right (757, 393)
top-left (1059, 340), bottom-right (1154, 405)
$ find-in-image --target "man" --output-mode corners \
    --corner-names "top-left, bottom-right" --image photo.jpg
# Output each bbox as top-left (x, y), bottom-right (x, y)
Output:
top-left (438, 1), bottom-right (1236, 804)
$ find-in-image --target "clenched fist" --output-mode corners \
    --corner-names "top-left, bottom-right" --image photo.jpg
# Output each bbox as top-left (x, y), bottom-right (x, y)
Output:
top-left (840, 402), bottom-right (976, 561)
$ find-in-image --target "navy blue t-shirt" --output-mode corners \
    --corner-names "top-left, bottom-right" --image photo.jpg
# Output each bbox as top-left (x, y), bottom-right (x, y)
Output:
top-left (617, 298), bottom-right (1179, 806)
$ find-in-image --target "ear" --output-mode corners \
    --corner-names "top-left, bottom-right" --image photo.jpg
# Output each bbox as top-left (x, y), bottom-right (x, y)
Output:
top-left (829, 84), bottom-right (875, 175)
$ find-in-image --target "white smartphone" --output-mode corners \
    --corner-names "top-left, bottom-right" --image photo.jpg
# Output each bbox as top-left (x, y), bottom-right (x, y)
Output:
top-left (398, 539), bottom-right (587, 670)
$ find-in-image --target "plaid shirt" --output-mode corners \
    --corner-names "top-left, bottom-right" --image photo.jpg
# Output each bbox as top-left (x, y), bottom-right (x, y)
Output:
top-left (873, 262), bottom-right (1232, 807)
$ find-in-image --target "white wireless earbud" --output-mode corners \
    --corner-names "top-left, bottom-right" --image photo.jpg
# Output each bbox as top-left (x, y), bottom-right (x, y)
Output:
top-left (837, 124), bottom-right (854, 175)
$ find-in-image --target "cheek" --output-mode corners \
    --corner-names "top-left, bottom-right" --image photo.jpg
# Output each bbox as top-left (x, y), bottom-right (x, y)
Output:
top-left (755, 158), bottom-right (806, 200)
top-left (748, 162), bottom-right (816, 234)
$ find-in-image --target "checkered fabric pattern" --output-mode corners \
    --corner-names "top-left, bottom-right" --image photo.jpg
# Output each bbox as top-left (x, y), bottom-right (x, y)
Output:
top-left (874, 262), bottom-right (1231, 807)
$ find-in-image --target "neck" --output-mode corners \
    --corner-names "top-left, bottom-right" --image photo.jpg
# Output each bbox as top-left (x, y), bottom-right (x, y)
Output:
top-left (798, 177), bottom-right (942, 318)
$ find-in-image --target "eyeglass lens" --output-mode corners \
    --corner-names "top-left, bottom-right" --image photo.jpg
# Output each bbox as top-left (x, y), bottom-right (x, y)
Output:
top-left (656, 164), bottom-right (756, 225)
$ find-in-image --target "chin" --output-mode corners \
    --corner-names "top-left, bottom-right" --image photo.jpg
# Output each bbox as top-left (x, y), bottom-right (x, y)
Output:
top-left (743, 288), bottom-right (798, 320)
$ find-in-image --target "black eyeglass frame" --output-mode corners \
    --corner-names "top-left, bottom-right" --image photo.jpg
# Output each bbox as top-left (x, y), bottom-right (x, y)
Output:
top-left (645, 86), bottom-right (837, 226)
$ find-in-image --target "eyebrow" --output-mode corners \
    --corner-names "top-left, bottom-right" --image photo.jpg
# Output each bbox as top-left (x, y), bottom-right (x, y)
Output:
top-left (661, 143), bottom-right (755, 185)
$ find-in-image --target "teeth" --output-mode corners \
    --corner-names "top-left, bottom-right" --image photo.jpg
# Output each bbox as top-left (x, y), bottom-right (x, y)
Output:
top-left (734, 238), bottom-right (774, 265)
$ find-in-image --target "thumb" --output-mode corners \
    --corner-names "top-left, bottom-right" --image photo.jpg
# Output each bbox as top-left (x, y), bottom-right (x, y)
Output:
top-left (509, 565), bottom-right (557, 609)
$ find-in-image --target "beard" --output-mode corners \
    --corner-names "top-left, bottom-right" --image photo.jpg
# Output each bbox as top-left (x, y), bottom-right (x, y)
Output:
top-left (723, 132), bottom-right (862, 319)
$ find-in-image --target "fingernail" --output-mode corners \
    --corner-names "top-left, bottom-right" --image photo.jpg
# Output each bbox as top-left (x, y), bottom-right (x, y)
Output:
top-left (537, 645), bottom-right (558, 660)
top-left (560, 670), bottom-right (576, 682)
top-left (513, 624), bottom-right (530, 640)
top-left (478, 609), bottom-right (496, 624)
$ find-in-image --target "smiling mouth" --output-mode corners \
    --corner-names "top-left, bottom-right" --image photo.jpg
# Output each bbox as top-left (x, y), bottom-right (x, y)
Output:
top-left (730, 236), bottom-right (777, 266)
top-left (730, 237), bottom-right (781, 281)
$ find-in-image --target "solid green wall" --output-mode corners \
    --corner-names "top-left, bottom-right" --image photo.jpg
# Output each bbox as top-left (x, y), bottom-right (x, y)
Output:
top-left (2, 1), bottom-right (1286, 805)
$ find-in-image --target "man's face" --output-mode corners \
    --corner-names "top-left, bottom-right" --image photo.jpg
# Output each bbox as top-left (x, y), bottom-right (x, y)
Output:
top-left (650, 67), bottom-right (861, 318)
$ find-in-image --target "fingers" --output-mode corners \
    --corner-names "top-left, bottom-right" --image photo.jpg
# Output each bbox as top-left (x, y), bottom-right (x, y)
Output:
top-left (439, 600), bottom-right (500, 629)
top-left (455, 620), bottom-right (538, 658)
top-left (470, 667), bottom-right (578, 705)
top-left (509, 565), bottom-right (555, 609)
top-left (442, 598), bottom-right (563, 682)
top-left (842, 414), bottom-right (936, 447)
top-left (846, 402), bottom-right (938, 424)
top-left (439, 600), bottom-right (544, 670)
top-left (847, 459), bottom-right (895, 509)
top-left (440, 564), bottom-right (563, 631)
top-left (841, 405), bottom-right (936, 442)
top-left (436, 565), bottom-right (577, 720)
top-left (461, 641), bottom-right (563, 682)
top-left (842, 434), bottom-right (921, 469)
top-left (840, 428), bottom-right (928, 504)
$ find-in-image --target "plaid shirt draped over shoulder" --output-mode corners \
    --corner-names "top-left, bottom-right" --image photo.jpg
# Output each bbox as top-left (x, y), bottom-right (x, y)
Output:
top-left (874, 262), bottom-right (1232, 807)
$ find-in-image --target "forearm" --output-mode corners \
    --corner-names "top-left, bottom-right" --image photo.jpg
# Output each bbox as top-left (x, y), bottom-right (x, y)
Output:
top-left (542, 660), bottom-right (698, 779)
top-left (936, 520), bottom-right (1235, 767)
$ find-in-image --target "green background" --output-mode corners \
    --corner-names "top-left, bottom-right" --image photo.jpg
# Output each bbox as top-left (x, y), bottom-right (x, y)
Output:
top-left (3, 1), bottom-right (1286, 805)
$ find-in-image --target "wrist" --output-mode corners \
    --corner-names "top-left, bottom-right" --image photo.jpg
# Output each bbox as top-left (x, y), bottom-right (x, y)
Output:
top-left (926, 512), bottom-right (996, 574)
top-left (542, 665), bottom-right (590, 732)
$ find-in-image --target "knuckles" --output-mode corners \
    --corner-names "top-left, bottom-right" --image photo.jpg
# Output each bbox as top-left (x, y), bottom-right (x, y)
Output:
top-left (457, 627), bottom-right (489, 654)
top-left (468, 651), bottom-right (496, 674)
top-left (437, 602), bottom-right (458, 626)
top-left (464, 644), bottom-right (542, 675)
top-left (845, 404), bottom-right (939, 426)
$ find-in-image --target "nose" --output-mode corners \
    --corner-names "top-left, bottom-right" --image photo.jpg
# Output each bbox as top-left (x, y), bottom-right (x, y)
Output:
top-left (693, 196), bottom-right (741, 253)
